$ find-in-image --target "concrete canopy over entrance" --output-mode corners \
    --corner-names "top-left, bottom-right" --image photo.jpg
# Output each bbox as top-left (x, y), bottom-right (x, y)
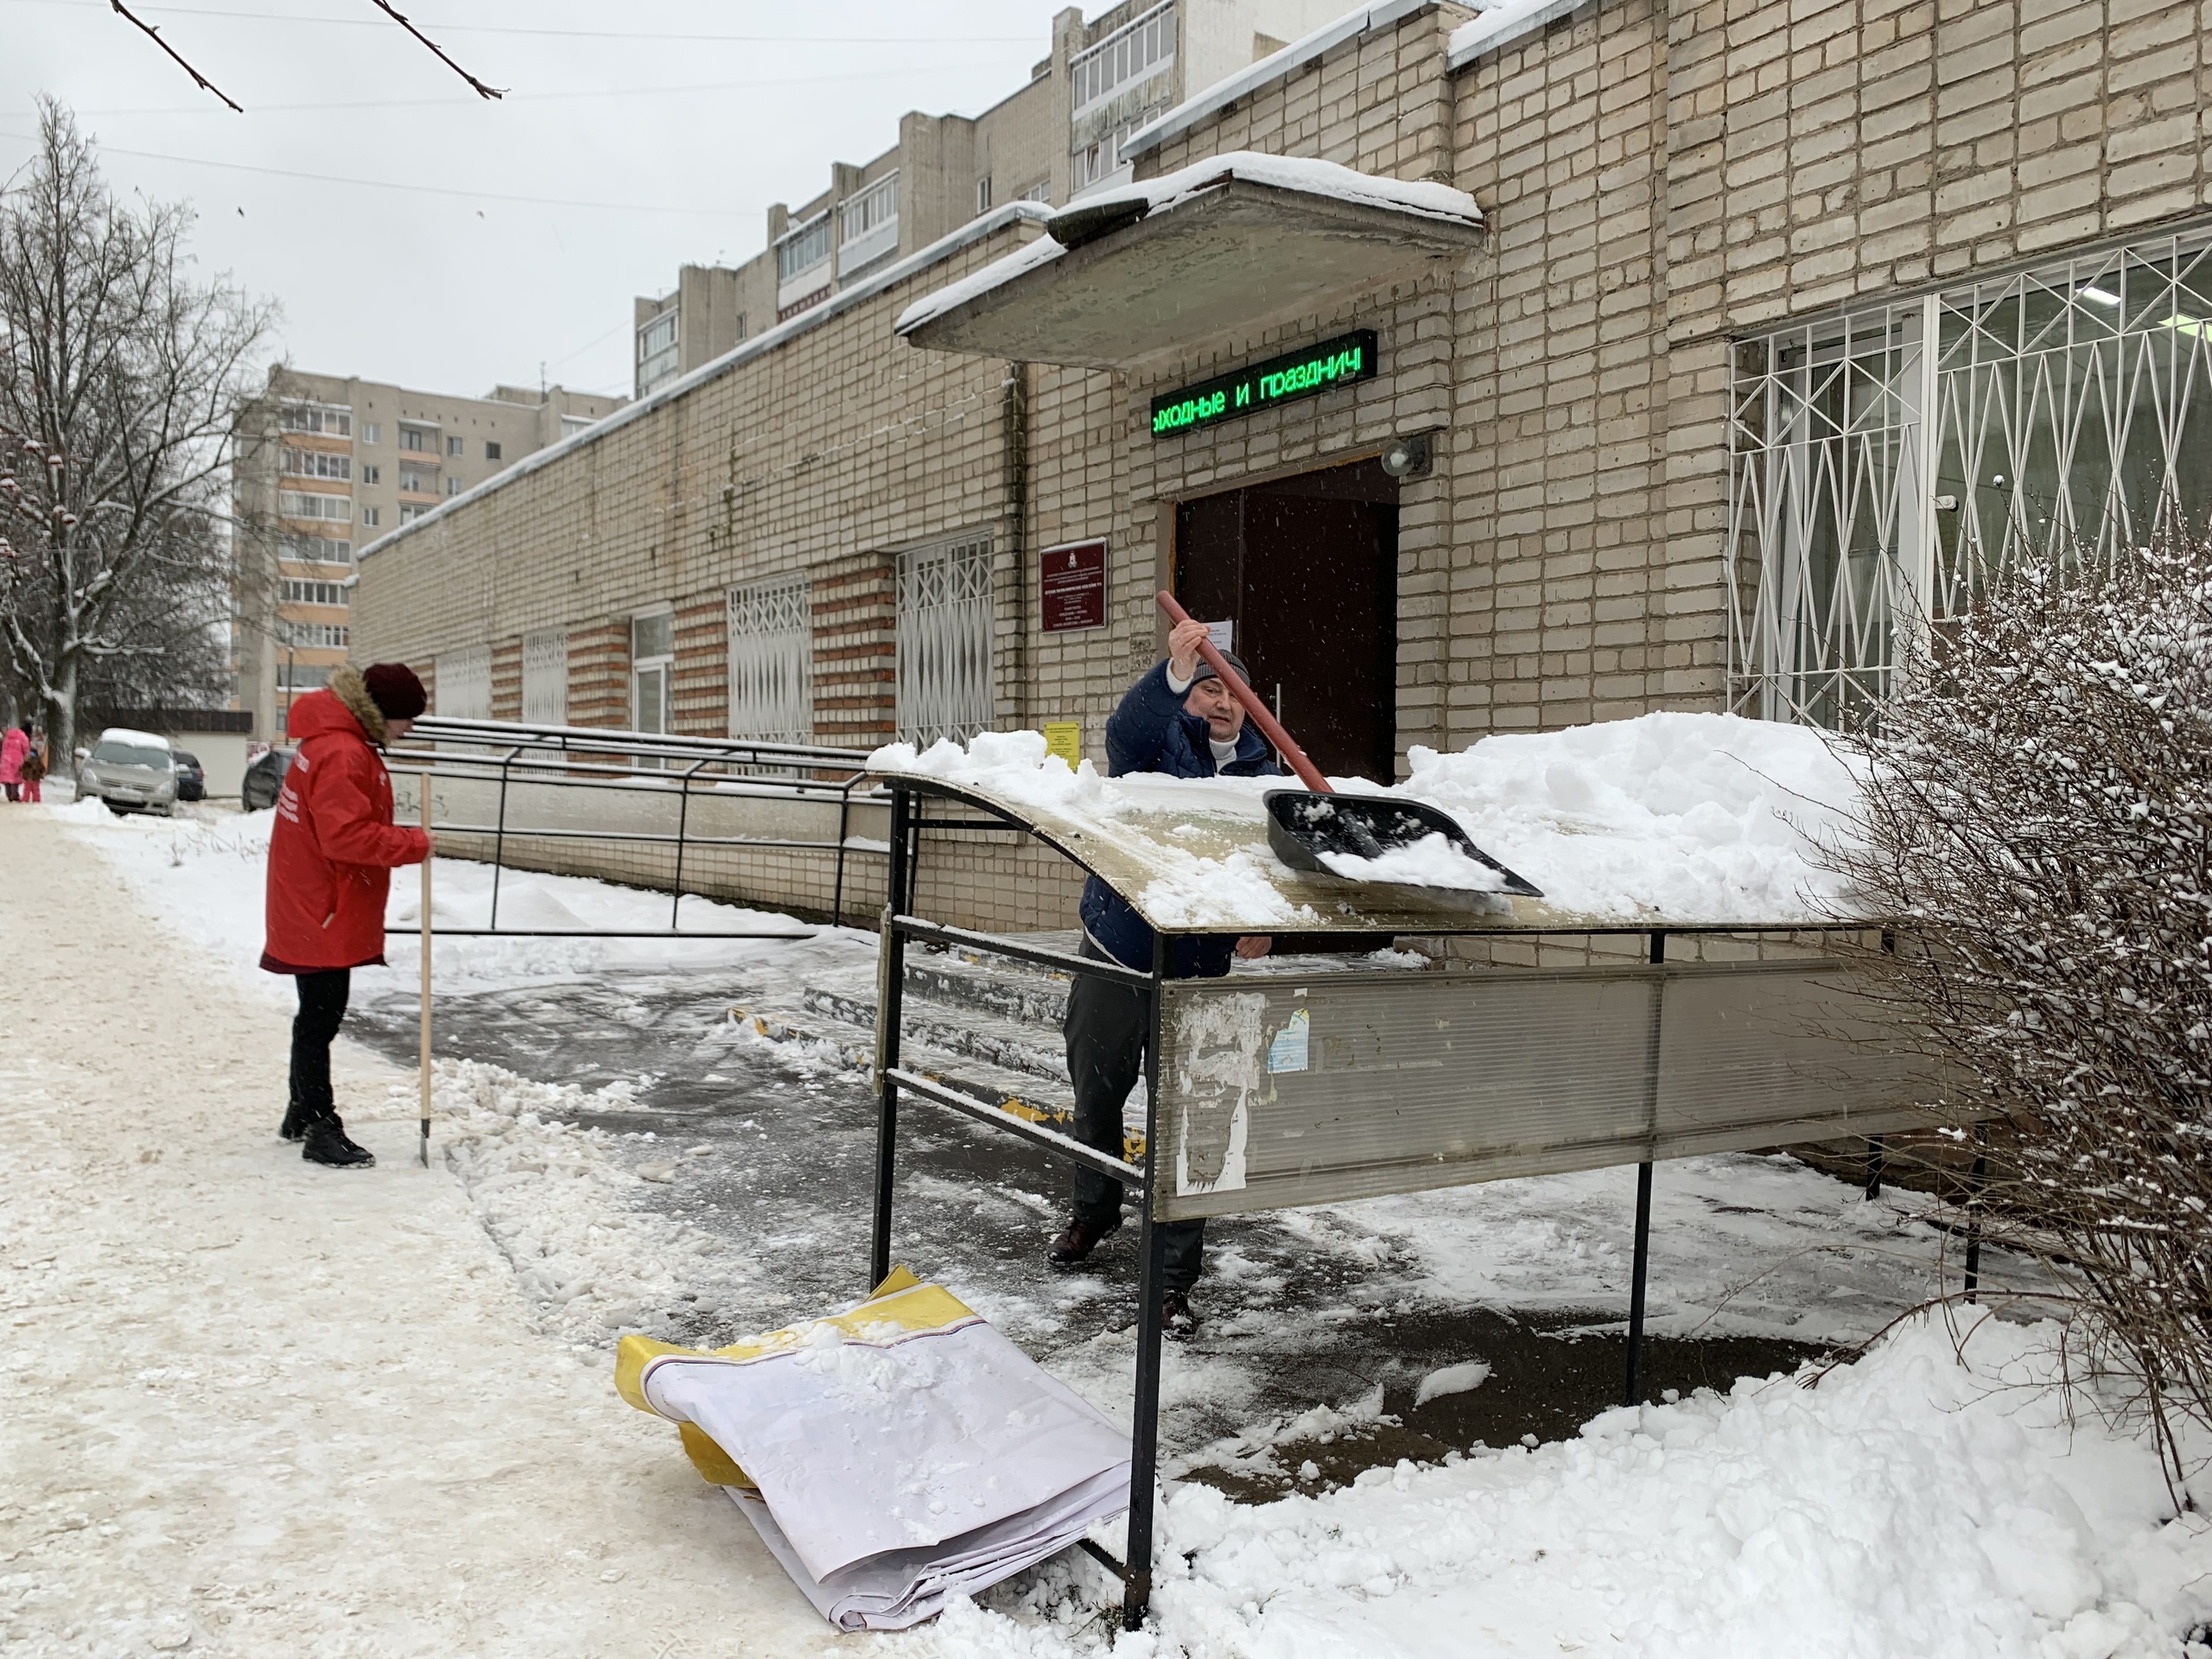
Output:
top-left (895, 153), bottom-right (1483, 369)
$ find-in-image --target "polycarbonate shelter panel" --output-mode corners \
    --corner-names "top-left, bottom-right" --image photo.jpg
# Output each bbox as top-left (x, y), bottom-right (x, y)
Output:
top-left (1152, 961), bottom-right (1934, 1221)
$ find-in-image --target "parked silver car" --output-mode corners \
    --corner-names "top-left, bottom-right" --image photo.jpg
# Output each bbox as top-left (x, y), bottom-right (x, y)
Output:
top-left (76, 730), bottom-right (180, 816)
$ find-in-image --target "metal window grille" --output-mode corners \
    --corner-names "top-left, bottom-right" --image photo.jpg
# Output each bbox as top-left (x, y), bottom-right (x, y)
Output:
top-left (521, 629), bottom-right (568, 727)
top-left (728, 578), bottom-right (811, 744)
top-left (436, 646), bottom-right (493, 721)
top-left (896, 534), bottom-right (994, 746)
top-left (1727, 223), bottom-right (2212, 727)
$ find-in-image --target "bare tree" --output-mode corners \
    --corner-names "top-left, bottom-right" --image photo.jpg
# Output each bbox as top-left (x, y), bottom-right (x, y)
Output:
top-left (1824, 536), bottom-right (2212, 1478)
top-left (0, 99), bottom-right (275, 761)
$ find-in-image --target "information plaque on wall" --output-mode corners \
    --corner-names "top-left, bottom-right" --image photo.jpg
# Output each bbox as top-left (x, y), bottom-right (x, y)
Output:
top-left (1040, 540), bottom-right (1108, 632)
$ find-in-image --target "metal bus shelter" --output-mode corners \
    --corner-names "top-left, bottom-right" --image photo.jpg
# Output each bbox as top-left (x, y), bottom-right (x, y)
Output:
top-left (864, 762), bottom-right (1938, 1630)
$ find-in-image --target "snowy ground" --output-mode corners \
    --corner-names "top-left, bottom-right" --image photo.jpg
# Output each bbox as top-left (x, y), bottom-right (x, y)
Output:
top-left (20, 790), bottom-right (2212, 1656)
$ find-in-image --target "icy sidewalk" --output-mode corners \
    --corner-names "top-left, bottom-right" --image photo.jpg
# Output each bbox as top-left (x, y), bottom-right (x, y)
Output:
top-left (0, 809), bottom-right (836, 1657)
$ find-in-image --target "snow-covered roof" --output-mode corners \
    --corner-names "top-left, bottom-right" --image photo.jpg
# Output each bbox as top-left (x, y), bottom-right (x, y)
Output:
top-left (1446, 0), bottom-right (1595, 68)
top-left (1119, 0), bottom-right (1440, 164)
top-left (94, 728), bottom-right (173, 750)
top-left (355, 201), bottom-right (1055, 565)
top-left (894, 153), bottom-right (1479, 343)
top-left (869, 713), bottom-right (1871, 933)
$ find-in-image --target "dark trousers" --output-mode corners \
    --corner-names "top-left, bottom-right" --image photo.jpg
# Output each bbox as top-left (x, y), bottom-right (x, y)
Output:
top-left (1065, 943), bottom-right (1205, 1294)
top-left (289, 969), bottom-right (352, 1117)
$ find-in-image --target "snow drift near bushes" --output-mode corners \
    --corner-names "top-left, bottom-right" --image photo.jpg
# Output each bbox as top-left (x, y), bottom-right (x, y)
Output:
top-left (912, 1319), bottom-right (2212, 1659)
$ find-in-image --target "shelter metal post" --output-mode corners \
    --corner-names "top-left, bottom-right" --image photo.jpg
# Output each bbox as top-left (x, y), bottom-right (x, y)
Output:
top-left (1624, 930), bottom-right (1663, 1407)
top-left (486, 744), bottom-right (520, 931)
top-left (832, 780), bottom-right (852, 928)
top-left (670, 757), bottom-right (709, 929)
top-left (1123, 932), bottom-right (1169, 1631)
top-left (870, 785), bottom-right (912, 1292)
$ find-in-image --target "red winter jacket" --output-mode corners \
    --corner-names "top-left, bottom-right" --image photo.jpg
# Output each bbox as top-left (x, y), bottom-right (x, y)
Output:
top-left (261, 683), bottom-right (429, 974)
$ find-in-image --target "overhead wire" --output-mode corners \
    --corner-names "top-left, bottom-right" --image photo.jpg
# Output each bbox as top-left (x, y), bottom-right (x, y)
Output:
top-left (1, 0), bottom-right (1039, 44)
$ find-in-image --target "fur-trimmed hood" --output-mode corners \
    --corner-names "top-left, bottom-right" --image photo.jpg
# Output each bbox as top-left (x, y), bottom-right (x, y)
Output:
top-left (327, 664), bottom-right (390, 748)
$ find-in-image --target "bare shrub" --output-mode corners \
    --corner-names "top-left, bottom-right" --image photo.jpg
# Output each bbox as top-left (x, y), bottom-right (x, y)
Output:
top-left (1824, 536), bottom-right (2212, 1472)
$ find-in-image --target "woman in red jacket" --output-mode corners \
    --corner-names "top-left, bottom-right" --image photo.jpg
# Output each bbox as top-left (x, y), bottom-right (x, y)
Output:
top-left (264, 663), bottom-right (432, 1168)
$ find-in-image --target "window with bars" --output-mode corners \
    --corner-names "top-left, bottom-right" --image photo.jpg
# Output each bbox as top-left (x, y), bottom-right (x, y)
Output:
top-left (435, 646), bottom-right (493, 720)
top-left (895, 533), bottom-right (994, 746)
top-left (727, 577), bottom-right (811, 744)
top-left (1726, 223), bottom-right (2212, 728)
top-left (522, 629), bottom-right (568, 727)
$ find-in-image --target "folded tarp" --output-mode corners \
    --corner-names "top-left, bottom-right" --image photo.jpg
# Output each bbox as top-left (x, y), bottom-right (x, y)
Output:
top-left (616, 1269), bottom-right (1130, 1630)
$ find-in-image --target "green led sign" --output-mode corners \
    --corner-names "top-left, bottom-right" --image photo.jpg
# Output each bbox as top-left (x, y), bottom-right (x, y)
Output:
top-left (1150, 330), bottom-right (1379, 439)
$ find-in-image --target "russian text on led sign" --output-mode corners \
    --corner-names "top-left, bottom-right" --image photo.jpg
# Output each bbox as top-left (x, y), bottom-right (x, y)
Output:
top-left (1150, 331), bottom-right (1379, 439)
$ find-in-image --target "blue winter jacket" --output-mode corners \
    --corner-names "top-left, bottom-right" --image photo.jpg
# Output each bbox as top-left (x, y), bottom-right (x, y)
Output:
top-left (1078, 659), bottom-right (1281, 978)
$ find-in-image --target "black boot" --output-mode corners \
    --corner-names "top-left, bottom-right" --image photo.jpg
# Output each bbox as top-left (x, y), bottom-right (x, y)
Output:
top-left (278, 1098), bottom-right (314, 1142)
top-left (1048, 1213), bottom-right (1121, 1268)
top-left (302, 1113), bottom-right (374, 1169)
top-left (1162, 1290), bottom-right (1198, 1342)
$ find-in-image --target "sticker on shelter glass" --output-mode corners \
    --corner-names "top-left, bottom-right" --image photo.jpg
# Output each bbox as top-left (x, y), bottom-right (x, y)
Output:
top-left (1267, 1008), bottom-right (1310, 1074)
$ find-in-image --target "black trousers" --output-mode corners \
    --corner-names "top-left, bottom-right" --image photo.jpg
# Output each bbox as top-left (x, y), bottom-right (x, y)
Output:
top-left (1065, 942), bottom-right (1205, 1294)
top-left (289, 969), bottom-right (352, 1117)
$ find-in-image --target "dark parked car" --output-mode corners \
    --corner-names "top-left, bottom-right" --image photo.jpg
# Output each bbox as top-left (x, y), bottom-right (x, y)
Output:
top-left (242, 745), bottom-right (296, 811)
top-left (171, 749), bottom-right (206, 803)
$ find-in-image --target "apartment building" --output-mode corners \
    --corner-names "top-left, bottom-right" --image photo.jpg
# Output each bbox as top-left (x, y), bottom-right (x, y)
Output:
top-left (630, 0), bottom-right (1347, 397)
top-left (232, 369), bottom-right (625, 739)
top-left (359, 0), bottom-right (2212, 937)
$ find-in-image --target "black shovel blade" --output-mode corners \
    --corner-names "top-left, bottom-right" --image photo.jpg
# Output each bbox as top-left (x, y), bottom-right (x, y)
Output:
top-left (1263, 790), bottom-right (1543, 899)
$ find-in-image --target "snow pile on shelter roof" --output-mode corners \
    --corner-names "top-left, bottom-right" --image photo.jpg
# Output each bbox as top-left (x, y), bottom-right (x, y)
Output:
top-left (1448, 0), bottom-right (1590, 67)
top-left (895, 153), bottom-right (1481, 337)
top-left (873, 712), bottom-right (1863, 925)
top-left (917, 1315), bottom-right (2212, 1659)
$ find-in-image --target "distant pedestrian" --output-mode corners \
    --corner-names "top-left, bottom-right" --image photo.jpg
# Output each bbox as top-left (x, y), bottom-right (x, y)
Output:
top-left (16, 728), bottom-right (46, 804)
top-left (0, 723), bottom-right (26, 803)
top-left (263, 664), bottom-right (433, 1169)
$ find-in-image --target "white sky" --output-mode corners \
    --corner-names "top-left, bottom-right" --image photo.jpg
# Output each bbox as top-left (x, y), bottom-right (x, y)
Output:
top-left (0, 0), bottom-right (1074, 401)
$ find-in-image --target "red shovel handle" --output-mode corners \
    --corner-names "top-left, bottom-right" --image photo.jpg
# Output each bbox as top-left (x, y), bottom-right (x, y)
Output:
top-left (1154, 590), bottom-right (1332, 793)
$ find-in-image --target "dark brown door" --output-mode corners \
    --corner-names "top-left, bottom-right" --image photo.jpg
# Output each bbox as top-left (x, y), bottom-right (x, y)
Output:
top-left (1172, 457), bottom-right (1399, 783)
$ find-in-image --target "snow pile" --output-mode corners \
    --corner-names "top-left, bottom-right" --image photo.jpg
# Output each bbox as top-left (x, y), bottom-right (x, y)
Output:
top-left (895, 152), bottom-right (1478, 337)
top-left (874, 713), bottom-right (1863, 924)
top-left (913, 1319), bottom-right (2212, 1659)
top-left (403, 1058), bottom-right (758, 1344)
top-left (1315, 831), bottom-right (1510, 891)
top-left (1395, 711), bottom-right (1863, 922)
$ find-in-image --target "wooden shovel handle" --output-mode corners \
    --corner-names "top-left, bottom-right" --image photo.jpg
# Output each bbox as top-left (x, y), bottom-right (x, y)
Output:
top-left (1154, 590), bottom-right (1332, 793)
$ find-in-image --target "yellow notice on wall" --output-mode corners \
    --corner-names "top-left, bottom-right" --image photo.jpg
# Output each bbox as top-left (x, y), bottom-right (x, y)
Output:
top-left (1042, 721), bottom-right (1082, 769)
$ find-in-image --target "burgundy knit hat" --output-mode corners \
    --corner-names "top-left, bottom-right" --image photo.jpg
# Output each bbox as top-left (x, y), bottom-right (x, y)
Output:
top-left (361, 663), bottom-right (428, 721)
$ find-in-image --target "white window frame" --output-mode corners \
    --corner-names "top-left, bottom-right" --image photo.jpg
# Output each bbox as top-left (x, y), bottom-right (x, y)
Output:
top-left (522, 629), bottom-right (568, 728)
top-left (1070, 0), bottom-right (1175, 116)
top-left (278, 490), bottom-right (351, 523)
top-left (895, 532), bottom-right (995, 746)
top-left (775, 210), bottom-right (834, 311)
top-left (631, 608), bottom-right (675, 740)
top-left (727, 577), bottom-right (811, 745)
top-left (838, 172), bottom-right (899, 274)
top-left (280, 401), bottom-right (353, 437)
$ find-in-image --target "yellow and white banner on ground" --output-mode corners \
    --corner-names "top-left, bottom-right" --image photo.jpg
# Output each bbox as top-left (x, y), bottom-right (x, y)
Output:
top-left (616, 1270), bottom-right (1129, 1630)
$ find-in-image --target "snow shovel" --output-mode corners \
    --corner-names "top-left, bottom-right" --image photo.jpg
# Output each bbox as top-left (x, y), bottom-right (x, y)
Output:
top-left (1153, 591), bottom-right (1541, 898)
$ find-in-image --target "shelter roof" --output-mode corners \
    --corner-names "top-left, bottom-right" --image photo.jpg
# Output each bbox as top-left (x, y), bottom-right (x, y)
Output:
top-left (868, 721), bottom-right (1872, 936)
top-left (893, 154), bottom-right (1482, 368)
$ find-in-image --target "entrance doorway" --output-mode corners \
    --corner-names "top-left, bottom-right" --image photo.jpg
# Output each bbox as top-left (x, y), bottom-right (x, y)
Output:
top-left (1172, 456), bottom-right (1399, 783)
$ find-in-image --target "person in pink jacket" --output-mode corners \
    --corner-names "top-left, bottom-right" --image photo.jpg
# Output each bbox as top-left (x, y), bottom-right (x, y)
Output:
top-left (0, 724), bottom-right (28, 804)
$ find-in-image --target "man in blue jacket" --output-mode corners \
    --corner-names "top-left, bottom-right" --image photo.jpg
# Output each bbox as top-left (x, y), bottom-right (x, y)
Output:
top-left (1052, 615), bottom-right (1276, 1338)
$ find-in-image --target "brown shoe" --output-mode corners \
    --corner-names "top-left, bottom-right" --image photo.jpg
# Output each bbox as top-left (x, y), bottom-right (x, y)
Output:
top-left (1048, 1214), bottom-right (1121, 1268)
top-left (1162, 1290), bottom-right (1198, 1341)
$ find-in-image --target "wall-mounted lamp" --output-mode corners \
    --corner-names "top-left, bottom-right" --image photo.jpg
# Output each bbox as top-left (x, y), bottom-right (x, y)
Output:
top-left (1379, 432), bottom-right (1434, 479)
